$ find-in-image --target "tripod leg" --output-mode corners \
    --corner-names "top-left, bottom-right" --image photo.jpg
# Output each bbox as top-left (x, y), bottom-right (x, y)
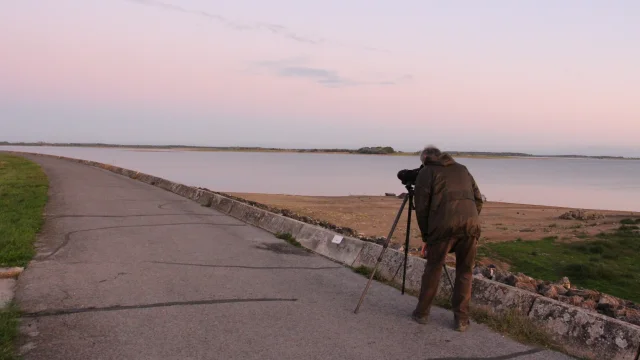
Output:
top-left (443, 264), bottom-right (454, 301)
top-left (354, 195), bottom-right (409, 314)
top-left (401, 191), bottom-right (413, 295)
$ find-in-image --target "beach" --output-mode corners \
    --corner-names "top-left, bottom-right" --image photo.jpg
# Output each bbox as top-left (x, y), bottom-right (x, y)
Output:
top-left (228, 193), bottom-right (640, 251)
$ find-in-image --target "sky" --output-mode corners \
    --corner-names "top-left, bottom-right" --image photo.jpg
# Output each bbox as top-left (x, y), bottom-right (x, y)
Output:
top-left (1, 0), bottom-right (639, 156)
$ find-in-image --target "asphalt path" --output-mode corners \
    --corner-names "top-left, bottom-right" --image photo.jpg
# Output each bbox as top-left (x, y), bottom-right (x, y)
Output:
top-left (14, 155), bottom-right (573, 360)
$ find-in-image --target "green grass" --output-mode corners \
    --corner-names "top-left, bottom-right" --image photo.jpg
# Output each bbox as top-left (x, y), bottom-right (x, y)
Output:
top-left (478, 226), bottom-right (640, 302)
top-left (275, 232), bottom-right (302, 248)
top-left (352, 265), bottom-right (386, 282)
top-left (0, 305), bottom-right (19, 360)
top-left (0, 154), bottom-right (49, 360)
top-left (620, 218), bottom-right (640, 225)
top-left (0, 154), bottom-right (48, 266)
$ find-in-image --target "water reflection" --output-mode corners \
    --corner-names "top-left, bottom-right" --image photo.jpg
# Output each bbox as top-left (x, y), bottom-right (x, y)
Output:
top-left (2, 146), bottom-right (639, 212)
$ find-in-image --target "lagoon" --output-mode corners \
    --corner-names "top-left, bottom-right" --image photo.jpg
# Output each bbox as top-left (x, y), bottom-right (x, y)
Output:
top-left (2, 146), bottom-right (640, 212)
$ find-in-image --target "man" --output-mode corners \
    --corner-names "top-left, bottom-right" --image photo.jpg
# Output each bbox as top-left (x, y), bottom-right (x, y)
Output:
top-left (411, 146), bottom-right (484, 332)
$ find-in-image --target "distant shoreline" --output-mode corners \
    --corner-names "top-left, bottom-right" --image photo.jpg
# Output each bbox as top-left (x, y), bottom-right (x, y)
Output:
top-left (1, 142), bottom-right (638, 160)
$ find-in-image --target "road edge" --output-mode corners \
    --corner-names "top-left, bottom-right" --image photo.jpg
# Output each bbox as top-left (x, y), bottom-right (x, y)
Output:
top-left (6, 150), bottom-right (640, 360)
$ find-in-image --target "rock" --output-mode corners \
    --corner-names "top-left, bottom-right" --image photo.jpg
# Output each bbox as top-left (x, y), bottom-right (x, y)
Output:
top-left (555, 276), bottom-right (571, 289)
top-left (597, 294), bottom-right (622, 316)
top-left (540, 285), bottom-right (559, 299)
top-left (580, 299), bottom-right (597, 310)
top-left (0, 267), bottom-right (24, 279)
top-left (599, 294), bottom-right (621, 308)
top-left (473, 265), bottom-right (497, 280)
top-left (539, 284), bottom-right (568, 299)
top-left (566, 295), bottom-right (584, 307)
top-left (557, 295), bottom-right (584, 306)
top-left (385, 193), bottom-right (396, 197)
top-left (506, 273), bottom-right (538, 293)
top-left (493, 268), bottom-right (511, 283)
top-left (559, 209), bottom-right (605, 221)
top-left (566, 288), bottom-right (600, 301)
top-left (621, 308), bottom-right (640, 326)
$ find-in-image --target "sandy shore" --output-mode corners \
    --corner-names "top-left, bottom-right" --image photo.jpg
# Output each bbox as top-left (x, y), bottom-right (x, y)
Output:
top-left (228, 193), bottom-right (639, 250)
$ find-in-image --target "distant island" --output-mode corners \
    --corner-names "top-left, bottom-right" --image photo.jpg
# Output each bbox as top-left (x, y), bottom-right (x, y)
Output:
top-left (1, 141), bottom-right (638, 160)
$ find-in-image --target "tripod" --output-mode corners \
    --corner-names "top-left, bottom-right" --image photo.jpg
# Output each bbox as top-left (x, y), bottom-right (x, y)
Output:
top-left (353, 183), bottom-right (455, 314)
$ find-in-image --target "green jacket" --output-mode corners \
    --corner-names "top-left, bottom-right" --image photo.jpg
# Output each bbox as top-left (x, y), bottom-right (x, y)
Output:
top-left (414, 153), bottom-right (483, 244)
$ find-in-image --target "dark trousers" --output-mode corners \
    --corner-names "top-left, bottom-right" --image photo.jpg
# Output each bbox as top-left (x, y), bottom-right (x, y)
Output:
top-left (414, 235), bottom-right (478, 323)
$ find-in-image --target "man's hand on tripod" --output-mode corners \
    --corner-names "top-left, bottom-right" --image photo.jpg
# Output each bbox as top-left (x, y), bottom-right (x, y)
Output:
top-left (420, 243), bottom-right (427, 258)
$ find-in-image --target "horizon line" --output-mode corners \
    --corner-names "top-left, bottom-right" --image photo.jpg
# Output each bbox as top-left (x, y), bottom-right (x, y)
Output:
top-left (1, 141), bottom-right (638, 160)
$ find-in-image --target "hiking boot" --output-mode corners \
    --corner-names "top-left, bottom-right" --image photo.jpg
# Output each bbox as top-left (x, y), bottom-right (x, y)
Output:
top-left (412, 310), bottom-right (428, 325)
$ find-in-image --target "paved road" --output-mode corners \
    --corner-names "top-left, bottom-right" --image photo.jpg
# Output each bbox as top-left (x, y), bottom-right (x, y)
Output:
top-left (14, 155), bottom-right (573, 360)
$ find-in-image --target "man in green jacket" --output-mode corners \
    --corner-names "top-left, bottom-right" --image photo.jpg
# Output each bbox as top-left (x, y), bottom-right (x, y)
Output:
top-left (411, 146), bottom-right (484, 332)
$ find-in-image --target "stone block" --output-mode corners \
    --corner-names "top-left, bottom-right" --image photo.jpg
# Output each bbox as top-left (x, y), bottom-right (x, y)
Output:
top-left (256, 212), bottom-right (305, 238)
top-left (393, 255), bottom-right (455, 297)
top-left (529, 297), bottom-right (640, 360)
top-left (140, 176), bottom-right (160, 186)
top-left (120, 168), bottom-right (136, 178)
top-left (182, 186), bottom-right (199, 200)
top-left (211, 196), bottom-right (235, 214)
top-left (393, 255), bottom-right (426, 294)
top-left (155, 179), bottom-right (177, 192)
top-left (435, 266), bottom-right (457, 298)
top-left (111, 166), bottom-right (126, 176)
top-left (352, 242), bottom-right (384, 268)
top-left (471, 277), bottom-right (540, 314)
top-left (352, 243), bottom-right (405, 282)
top-left (195, 191), bottom-right (214, 207)
top-left (295, 224), bottom-right (364, 266)
top-left (228, 202), bottom-right (266, 227)
top-left (171, 184), bottom-right (193, 199)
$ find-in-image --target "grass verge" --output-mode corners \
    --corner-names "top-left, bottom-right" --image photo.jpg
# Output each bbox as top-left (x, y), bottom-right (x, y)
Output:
top-left (350, 265), bottom-right (564, 354)
top-left (478, 225), bottom-right (640, 303)
top-left (0, 153), bottom-right (49, 360)
top-left (0, 305), bottom-right (19, 360)
top-left (352, 265), bottom-right (386, 282)
top-left (0, 154), bottom-right (49, 266)
top-left (275, 232), bottom-right (302, 248)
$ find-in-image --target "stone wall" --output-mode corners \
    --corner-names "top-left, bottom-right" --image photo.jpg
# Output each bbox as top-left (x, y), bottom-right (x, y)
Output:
top-left (8, 151), bottom-right (640, 360)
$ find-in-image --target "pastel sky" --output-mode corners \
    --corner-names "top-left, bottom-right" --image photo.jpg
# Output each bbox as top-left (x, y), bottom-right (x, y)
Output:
top-left (1, 0), bottom-right (639, 156)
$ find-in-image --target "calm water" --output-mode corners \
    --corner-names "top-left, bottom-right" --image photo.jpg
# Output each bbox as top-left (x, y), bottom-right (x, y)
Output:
top-left (2, 146), bottom-right (640, 212)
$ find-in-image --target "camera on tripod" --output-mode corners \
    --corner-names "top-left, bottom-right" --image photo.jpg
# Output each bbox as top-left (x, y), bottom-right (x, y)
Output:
top-left (397, 165), bottom-right (424, 186)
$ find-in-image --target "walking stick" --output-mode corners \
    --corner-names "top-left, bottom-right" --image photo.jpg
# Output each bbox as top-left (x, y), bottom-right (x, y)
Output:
top-left (354, 188), bottom-right (410, 314)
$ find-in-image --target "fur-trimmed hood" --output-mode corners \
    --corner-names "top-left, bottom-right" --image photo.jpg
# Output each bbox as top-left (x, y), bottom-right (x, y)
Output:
top-left (422, 152), bottom-right (457, 166)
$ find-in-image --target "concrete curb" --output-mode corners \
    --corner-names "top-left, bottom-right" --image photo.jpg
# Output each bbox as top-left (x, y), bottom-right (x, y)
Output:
top-left (7, 150), bottom-right (640, 360)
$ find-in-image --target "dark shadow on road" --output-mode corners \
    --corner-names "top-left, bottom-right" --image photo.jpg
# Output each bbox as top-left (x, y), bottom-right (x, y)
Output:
top-left (255, 243), bottom-right (313, 256)
top-left (47, 214), bottom-right (226, 218)
top-left (428, 348), bottom-right (544, 360)
top-left (22, 298), bottom-right (298, 318)
top-left (151, 260), bottom-right (342, 270)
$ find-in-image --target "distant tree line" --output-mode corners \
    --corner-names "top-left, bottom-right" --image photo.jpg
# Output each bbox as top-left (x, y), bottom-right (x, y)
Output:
top-left (356, 146), bottom-right (396, 154)
top-left (0, 142), bottom-right (636, 159)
